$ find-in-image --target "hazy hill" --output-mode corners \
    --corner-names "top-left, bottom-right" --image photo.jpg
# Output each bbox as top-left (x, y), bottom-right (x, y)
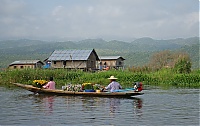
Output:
top-left (0, 37), bottom-right (199, 69)
top-left (130, 37), bottom-right (199, 52)
top-left (179, 43), bottom-right (199, 69)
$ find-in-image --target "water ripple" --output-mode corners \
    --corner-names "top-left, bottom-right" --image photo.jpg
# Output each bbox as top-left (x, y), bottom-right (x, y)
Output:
top-left (0, 87), bottom-right (199, 125)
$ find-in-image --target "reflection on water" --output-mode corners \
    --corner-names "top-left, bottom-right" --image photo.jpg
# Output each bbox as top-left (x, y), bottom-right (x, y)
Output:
top-left (43, 96), bottom-right (54, 115)
top-left (109, 98), bottom-right (121, 113)
top-left (109, 97), bottom-right (143, 115)
top-left (132, 97), bottom-right (143, 117)
top-left (23, 93), bottom-right (144, 119)
top-left (28, 95), bottom-right (143, 118)
top-left (24, 94), bottom-right (56, 116)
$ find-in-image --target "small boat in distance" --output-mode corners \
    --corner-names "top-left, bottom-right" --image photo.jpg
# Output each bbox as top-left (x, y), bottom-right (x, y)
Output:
top-left (12, 83), bottom-right (144, 98)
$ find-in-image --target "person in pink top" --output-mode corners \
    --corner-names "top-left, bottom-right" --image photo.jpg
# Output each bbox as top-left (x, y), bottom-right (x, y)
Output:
top-left (43, 77), bottom-right (56, 89)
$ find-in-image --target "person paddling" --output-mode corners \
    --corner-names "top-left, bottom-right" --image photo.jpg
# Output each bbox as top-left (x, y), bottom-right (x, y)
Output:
top-left (43, 77), bottom-right (56, 89)
top-left (104, 76), bottom-right (122, 92)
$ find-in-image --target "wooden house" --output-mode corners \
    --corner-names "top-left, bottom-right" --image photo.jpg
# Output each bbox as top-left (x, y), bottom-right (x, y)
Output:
top-left (8, 60), bottom-right (44, 69)
top-left (47, 49), bottom-right (99, 70)
top-left (99, 56), bottom-right (125, 70)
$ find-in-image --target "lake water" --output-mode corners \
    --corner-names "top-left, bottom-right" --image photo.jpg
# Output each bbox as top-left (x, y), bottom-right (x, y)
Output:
top-left (0, 86), bottom-right (199, 126)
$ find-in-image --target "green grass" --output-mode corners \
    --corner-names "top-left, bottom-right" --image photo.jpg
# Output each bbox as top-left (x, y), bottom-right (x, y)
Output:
top-left (0, 68), bottom-right (199, 89)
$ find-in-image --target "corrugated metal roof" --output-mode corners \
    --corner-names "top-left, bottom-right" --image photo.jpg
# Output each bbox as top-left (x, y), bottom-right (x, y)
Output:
top-left (99, 56), bottom-right (125, 60)
top-left (10, 60), bottom-right (42, 65)
top-left (48, 49), bottom-right (97, 61)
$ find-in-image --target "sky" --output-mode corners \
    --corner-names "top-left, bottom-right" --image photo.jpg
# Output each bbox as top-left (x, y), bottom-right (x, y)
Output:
top-left (0, 0), bottom-right (199, 41)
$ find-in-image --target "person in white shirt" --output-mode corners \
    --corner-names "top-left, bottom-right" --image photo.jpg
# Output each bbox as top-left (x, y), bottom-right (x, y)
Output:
top-left (105, 76), bottom-right (122, 92)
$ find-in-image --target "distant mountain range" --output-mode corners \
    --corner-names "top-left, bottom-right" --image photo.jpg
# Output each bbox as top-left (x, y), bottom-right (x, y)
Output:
top-left (0, 37), bottom-right (199, 69)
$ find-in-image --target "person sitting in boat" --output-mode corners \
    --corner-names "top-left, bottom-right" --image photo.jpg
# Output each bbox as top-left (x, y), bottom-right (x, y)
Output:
top-left (43, 77), bottom-right (56, 89)
top-left (133, 82), bottom-right (142, 92)
top-left (104, 76), bottom-right (122, 92)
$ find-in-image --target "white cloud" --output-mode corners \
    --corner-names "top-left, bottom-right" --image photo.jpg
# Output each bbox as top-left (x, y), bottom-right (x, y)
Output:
top-left (0, 0), bottom-right (198, 41)
top-left (87, 6), bottom-right (94, 14)
top-left (52, 5), bottom-right (63, 16)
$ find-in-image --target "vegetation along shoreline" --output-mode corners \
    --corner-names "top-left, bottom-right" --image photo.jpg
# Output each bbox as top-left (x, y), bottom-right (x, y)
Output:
top-left (0, 68), bottom-right (199, 89)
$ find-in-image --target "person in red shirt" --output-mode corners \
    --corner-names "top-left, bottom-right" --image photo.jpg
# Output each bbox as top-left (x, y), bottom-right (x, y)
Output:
top-left (133, 82), bottom-right (142, 92)
top-left (137, 82), bottom-right (142, 92)
top-left (43, 77), bottom-right (56, 89)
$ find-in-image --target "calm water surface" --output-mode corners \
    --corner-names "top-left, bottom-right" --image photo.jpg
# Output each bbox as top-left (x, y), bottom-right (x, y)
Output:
top-left (0, 86), bottom-right (199, 126)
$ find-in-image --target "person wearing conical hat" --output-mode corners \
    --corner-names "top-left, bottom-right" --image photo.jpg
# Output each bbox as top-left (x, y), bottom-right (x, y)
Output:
top-left (104, 76), bottom-right (122, 92)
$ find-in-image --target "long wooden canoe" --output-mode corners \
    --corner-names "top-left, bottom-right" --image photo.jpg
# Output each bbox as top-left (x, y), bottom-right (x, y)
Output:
top-left (12, 83), bottom-right (144, 98)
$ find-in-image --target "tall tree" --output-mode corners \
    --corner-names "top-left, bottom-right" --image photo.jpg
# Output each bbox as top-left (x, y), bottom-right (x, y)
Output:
top-left (173, 56), bottom-right (191, 74)
top-left (149, 50), bottom-right (172, 70)
top-left (149, 50), bottom-right (191, 73)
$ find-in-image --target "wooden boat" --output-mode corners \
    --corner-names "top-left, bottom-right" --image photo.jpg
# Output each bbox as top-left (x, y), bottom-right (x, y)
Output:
top-left (12, 83), bottom-right (144, 98)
